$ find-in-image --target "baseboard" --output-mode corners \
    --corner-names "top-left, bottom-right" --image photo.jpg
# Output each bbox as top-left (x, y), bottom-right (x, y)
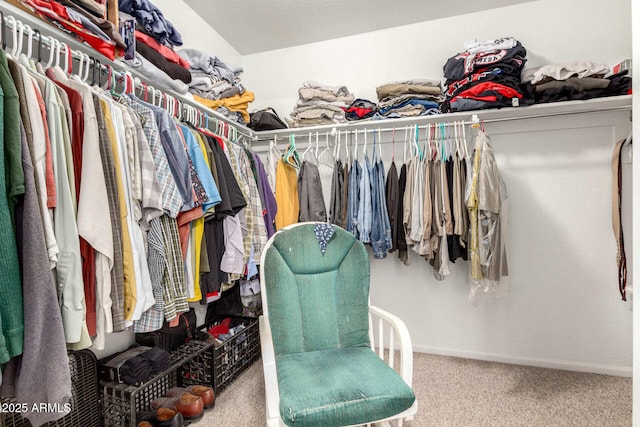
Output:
top-left (412, 345), bottom-right (632, 378)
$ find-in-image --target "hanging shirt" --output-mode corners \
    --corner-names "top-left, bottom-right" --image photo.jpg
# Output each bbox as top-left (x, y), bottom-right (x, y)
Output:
top-left (329, 159), bottom-right (343, 226)
top-left (298, 161), bottom-right (327, 222)
top-left (0, 62), bottom-right (23, 364)
top-left (40, 76), bottom-right (87, 345)
top-left (402, 157), bottom-right (415, 247)
top-left (385, 161), bottom-right (400, 253)
top-left (370, 153), bottom-right (392, 259)
top-left (275, 158), bottom-right (299, 230)
top-left (418, 158), bottom-right (432, 257)
top-left (122, 96), bottom-right (183, 218)
top-left (358, 154), bottom-right (373, 243)
top-left (267, 139), bottom-right (280, 192)
top-left (252, 152), bottom-right (278, 238)
top-left (101, 98), bottom-right (155, 325)
top-left (93, 95), bottom-right (126, 332)
top-left (346, 160), bottom-right (361, 237)
top-left (3, 116), bottom-right (71, 427)
top-left (132, 98), bottom-right (194, 211)
top-left (8, 60), bottom-right (59, 266)
top-left (178, 124), bottom-right (221, 211)
top-left (125, 107), bottom-right (164, 230)
top-left (52, 69), bottom-right (116, 348)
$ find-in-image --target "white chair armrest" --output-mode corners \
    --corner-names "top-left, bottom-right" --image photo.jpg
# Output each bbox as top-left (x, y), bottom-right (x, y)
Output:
top-left (259, 315), bottom-right (283, 427)
top-left (369, 305), bottom-right (413, 388)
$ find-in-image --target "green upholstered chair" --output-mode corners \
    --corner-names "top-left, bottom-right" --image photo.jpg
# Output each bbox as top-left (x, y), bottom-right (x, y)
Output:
top-left (259, 222), bottom-right (417, 427)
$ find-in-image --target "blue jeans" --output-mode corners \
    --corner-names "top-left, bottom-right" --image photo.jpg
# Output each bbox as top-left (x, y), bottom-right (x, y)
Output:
top-left (346, 160), bottom-right (361, 239)
top-left (370, 159), bottom-right (392, 259)
top-left (358, 156), bottom-right (373, 243)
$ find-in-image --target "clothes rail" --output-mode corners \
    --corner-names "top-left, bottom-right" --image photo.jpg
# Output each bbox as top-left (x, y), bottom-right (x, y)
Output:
top-left (0, 2), bottom-right (256, 142)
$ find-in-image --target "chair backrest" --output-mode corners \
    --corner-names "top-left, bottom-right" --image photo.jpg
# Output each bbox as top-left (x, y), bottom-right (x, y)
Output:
top-left (261, 223), bottom-right (371, 357)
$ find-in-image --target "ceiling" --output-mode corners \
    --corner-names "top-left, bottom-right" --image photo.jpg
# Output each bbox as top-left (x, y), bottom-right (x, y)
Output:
top-left (184, 0), bottom-right (536, 55)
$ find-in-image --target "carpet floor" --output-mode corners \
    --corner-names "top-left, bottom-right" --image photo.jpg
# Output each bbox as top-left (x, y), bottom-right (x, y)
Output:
top-left (192, 353), bottom-right (631, 426)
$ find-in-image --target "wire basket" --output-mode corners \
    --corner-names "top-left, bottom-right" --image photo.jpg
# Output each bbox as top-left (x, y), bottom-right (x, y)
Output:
top-left (197, 316), bottom-right (261, 395)
top-left (0, 350), bottom-right (101, 427)
top-left (100, 340), bottom-right (211, 427)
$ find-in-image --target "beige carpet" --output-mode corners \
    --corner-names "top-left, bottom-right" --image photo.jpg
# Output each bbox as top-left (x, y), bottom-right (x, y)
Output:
top-left (192, 353), bottom-right (631, 427)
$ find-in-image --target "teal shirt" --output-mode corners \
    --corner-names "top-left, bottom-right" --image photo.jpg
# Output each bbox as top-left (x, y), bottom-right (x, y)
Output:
top-left (0, 53), bottom-right (24, 364)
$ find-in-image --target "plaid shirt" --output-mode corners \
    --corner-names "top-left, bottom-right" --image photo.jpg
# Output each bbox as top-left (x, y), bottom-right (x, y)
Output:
top-left (125, 107), bottom-right (164, 230)
top-left (133, 214), bottom-right (188, 331)
top-left (93, 95), bottom-right (125, 332)
top-left (234, 145), bottom-right (267, 263)
top-left (160, 215), bottom-right (189, 320)
top-left (122, 97), bottom-right (183, 218)
top-left (132, 216), bottom-right (166, 333)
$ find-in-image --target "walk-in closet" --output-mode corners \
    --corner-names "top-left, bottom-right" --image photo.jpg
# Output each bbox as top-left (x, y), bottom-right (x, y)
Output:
top-left (0, 0), bottom-right (636, 426)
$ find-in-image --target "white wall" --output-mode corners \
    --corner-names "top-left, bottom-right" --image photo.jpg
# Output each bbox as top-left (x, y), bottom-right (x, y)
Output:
top-left (243, 0), bottom-right (633, 375)
top-left (151, 0), bottom-right (242, 68)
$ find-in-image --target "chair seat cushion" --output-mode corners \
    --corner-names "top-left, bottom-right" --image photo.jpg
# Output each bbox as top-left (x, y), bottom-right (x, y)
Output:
top-left (276, 346), bottom-right (416, 427)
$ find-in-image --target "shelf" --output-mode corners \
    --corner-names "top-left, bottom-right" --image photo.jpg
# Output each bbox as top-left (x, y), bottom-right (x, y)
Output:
top-left (0, 2), bottom-right (631, 145)
top-left (253, 95), bottom-right (632, 141)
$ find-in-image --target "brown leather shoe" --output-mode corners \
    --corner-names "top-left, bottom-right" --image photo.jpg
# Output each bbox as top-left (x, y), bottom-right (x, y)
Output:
top-left (152, 391), bottom-right (204, 421)
top-left (173, 391), bottom-right (204, 420)
top-left (165, 387), bottom-right (189, 398)
top-left (155, 407), bottom-right (184, 427)
top-left (187, 385), bottom-right (215, 409)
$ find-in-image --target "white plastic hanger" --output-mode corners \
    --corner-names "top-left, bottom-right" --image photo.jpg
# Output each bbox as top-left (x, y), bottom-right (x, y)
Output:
top-left (318, 131), bottom-right (333, 167)
top-left (302, 132), bottom-right (313, 161)
top-left (23, 24), bottom-right (32, 59)
top-left (7, 16), bottom-right (23, 58)
top-left (84, 54), bottom-right (92, 82)
top-left (353, 129), bottom-right (359, 162)
top-left (45, 37), bottom-right (57, 69)
top-left (363, 129), bottom-right (368, 159)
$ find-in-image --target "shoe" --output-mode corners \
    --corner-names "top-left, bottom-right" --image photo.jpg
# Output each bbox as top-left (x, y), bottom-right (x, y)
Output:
top-left (187, 385), bottom-right (215, 410)
top-left (152, 392), bottom-right (204, 421)
top-left (167, 385), bottom-right (215, 410)
top-left (173, 391), bottom-right (204, 420)
top-left (136, 410), bottom-right (157, 426)
top-left (155, 407), bottom-right (184, 427)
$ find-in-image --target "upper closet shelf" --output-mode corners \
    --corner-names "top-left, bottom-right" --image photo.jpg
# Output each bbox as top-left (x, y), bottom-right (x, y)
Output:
top-left (253, 95), bottom-right (632, 141)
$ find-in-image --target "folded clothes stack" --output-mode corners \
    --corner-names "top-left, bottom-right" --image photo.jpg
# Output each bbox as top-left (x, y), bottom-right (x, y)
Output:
top-left (15, 0), bottom-right (125, 59)
top-left (287, 81), bottom-right (355, 127)
top-left (442, 37), bottom-right (530, 112)
top-left (119, 0), bottom-right (194, 94)
top-left (521, 61), bottom-right (632, 104)
top-left (179, 48), bottom-right (254, 124)
top-left (375, 79), bottom-right (443, 118)
top-left (120, 0), bottom-right (182, 47)
top-left (342, 98), bottom-right (377, 121)
top-left (119, 346), bottom-right (171, 385)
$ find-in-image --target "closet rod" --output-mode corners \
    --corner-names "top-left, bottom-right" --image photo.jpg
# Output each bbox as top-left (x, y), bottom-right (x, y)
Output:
top-left (0, 3), bottom-right (256, 141)
top-left (254, 96), bottom-right (632, 142)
